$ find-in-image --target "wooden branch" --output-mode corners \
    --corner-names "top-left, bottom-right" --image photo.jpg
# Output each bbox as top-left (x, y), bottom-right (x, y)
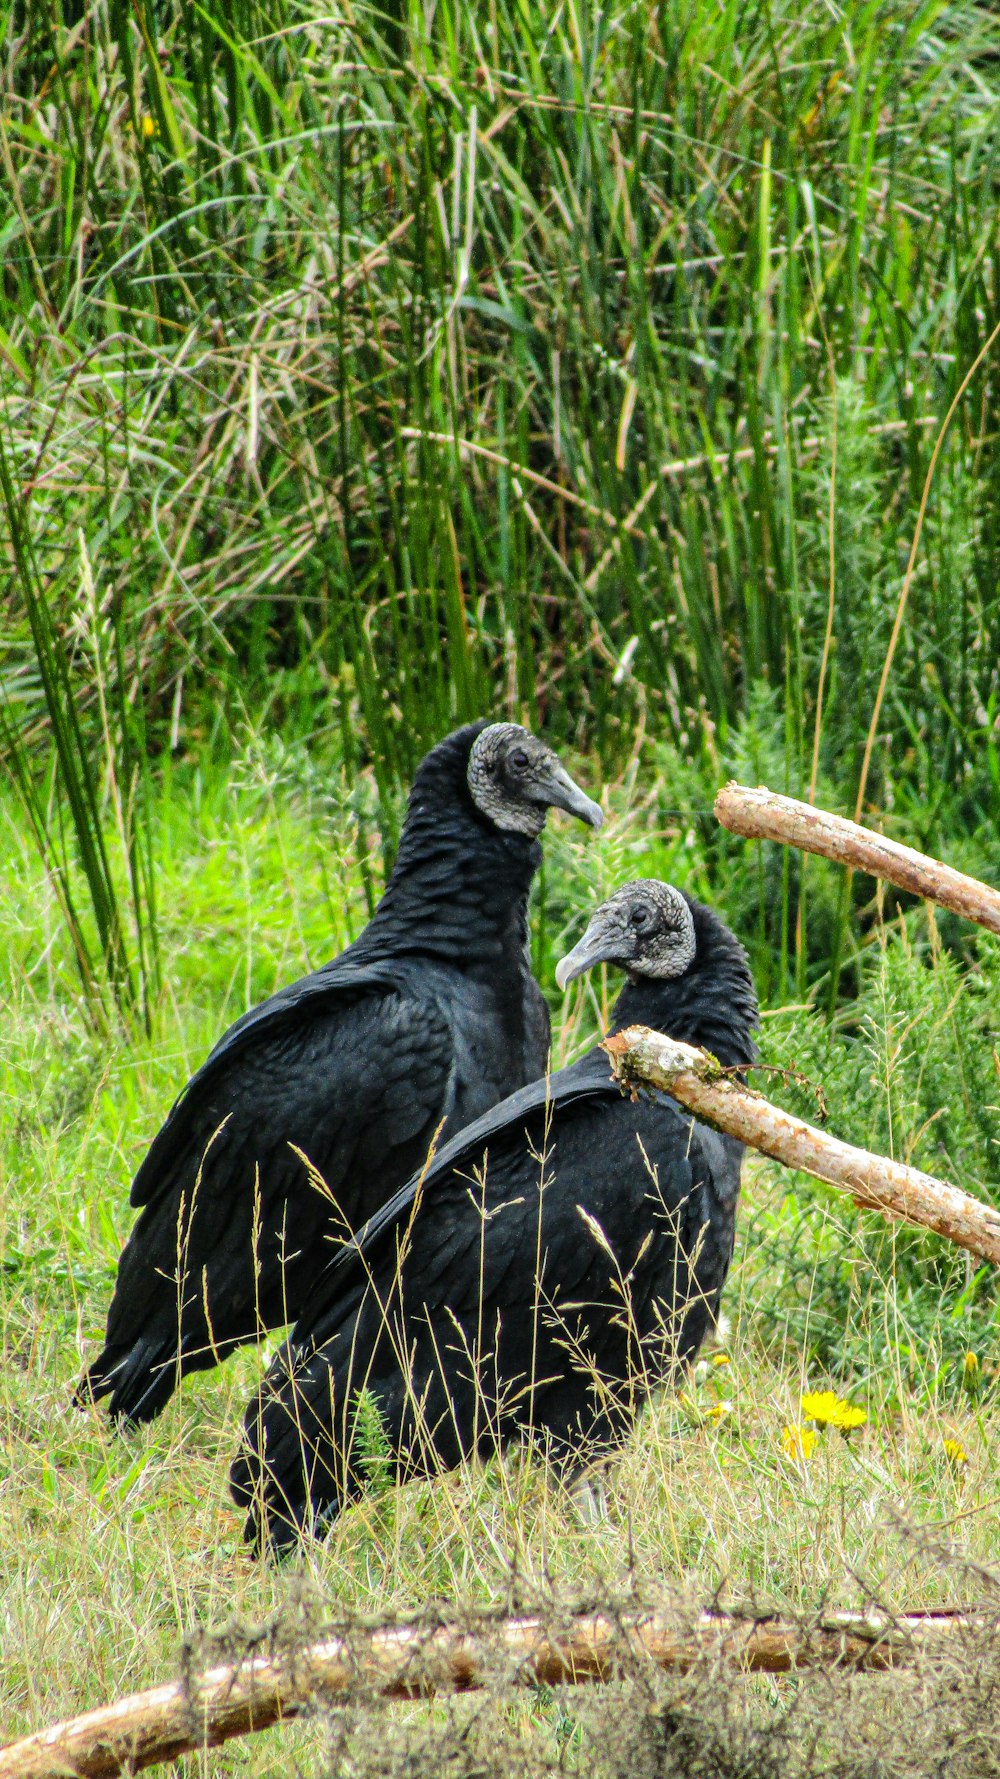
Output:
top-left (0, 1606), bottom-right (987, 1779)
top-left (603, 1027), bottom-right (1000, 1267)
top-left (714, 783), bottom-right (1000, 935)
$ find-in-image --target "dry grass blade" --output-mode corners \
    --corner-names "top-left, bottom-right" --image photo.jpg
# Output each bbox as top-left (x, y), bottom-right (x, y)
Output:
top-left (853, 313), bottom-right (1000, 825)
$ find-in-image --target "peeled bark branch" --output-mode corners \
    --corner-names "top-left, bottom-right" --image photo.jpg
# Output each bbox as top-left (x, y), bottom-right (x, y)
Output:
top-left (603, 1028), bottom-right (1000, 1266)
top-left (0, 1606), bottom-right (987, 1779)
top-left (714, 783), bottom-right (1000, 935)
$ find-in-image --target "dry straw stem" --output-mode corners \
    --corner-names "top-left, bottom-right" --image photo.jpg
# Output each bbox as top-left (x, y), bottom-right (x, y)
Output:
top-left (0, 1606), bottom-right (988, 1779)
top-left (853, 311), bottom-right (1000, 824)
top-left (714, 783), bottom-right (1000, 936)
top-left (603, 1028), bottom-right (1000, 1267)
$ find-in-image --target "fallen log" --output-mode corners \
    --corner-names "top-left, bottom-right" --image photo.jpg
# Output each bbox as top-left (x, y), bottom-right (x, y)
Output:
top-left (0, 1605), bottom-right (987, 1779)
top-left (603, 1027), bottom-right (1000, 1266)
top-left (713, 783), bottom-right (1000, 936)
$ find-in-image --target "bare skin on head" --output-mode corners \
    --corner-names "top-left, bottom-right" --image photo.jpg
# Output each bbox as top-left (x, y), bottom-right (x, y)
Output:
top-left (555, 880), bottom-right (696, 989)
top-left (467, 723), bottom-right (604, 838)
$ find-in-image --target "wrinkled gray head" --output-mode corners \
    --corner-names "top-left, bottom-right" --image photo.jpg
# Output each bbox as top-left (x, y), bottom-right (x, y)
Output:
top-left (555, 879), bottom-right (696, 989)
top-left (467, 723), bottom-right (603, 838)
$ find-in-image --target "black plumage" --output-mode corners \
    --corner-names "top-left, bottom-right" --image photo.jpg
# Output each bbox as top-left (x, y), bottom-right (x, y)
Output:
top-left (231, 880), bottom-right (759, 1552)
top-left (76, 721), bottom-right (601, 1423)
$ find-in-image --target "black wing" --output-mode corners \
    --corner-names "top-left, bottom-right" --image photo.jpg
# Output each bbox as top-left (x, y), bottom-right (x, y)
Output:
top-left (293, 1047), bottom-right (622, 1334)
top-left (79, 974), bottom-right (458, 1422)
top-left (128, 959), bottom-right (401, 1210)
top-left (232, 1053), bottom-right (744, 1549)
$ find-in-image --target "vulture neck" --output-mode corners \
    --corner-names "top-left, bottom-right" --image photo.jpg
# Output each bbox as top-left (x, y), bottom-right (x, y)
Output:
top-left (607, 895), bottom-right (758, 1071)
top-left (367, 823), bottom-right (539, 967)
top-left (359, 725), bottom-right (540, 970)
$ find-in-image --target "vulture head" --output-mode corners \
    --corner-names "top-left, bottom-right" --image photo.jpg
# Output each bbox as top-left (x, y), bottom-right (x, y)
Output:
top-left (467, 723), bottom-right (603, 838)
top-left (555, 880), bottom-right (696, 989)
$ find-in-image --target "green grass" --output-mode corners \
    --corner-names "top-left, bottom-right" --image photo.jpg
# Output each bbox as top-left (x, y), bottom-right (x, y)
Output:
top-left (2, 745), bottom-right (999, 1770)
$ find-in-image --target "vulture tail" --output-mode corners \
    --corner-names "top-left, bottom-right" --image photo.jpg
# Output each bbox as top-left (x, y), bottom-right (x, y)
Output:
top-left (73, 1337), bottom-right (184, 1425)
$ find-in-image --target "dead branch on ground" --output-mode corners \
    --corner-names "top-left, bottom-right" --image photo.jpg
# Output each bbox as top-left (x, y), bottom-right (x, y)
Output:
top-left (0, 1604), bottom-right (988, 1779)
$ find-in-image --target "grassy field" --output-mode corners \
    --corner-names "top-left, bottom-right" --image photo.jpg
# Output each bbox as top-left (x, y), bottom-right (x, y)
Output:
top-left (2, 740), bottom-right (999, 1772)
top-left (4, 0), bottom-right (1000, 1769)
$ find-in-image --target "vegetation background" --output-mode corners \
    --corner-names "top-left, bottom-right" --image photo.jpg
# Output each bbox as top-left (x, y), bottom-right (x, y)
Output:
top-left (2, 0), bottom-right (1000, 1771)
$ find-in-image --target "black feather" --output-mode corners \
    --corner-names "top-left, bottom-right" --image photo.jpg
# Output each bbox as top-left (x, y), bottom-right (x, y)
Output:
top-left (76, 724), bottom-right (556, 1423)
top-left (231, 891), bottom-right (759, 1552)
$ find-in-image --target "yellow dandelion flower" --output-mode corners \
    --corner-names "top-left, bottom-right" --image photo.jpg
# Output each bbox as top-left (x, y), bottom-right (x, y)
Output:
top-left (830, 1401), bottom-right (866, 1430)
top-left (800, 1390), bottom-right (866, 1431)
top-left (943, 1438), bottom-right (967, 1465)
top-left (800, 1390), bottom-right (841, 1422)
top-left (781, 1424), bottom-right (816, 1461)
top-left (141, 115), bottom-right (157, 139)
top-left (711, 1353), bottom-right (731, 1368)
top-left (708, 1400), bottom-right (732, 1423)
top-left (963, 1352), bottom-right (980, 1387)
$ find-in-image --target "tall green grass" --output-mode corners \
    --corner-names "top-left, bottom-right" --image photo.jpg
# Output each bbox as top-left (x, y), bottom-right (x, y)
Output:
top-left (0, 437), bottom-right (159, 1033)
top-left (2, 0), bottom-right (1000, 1016)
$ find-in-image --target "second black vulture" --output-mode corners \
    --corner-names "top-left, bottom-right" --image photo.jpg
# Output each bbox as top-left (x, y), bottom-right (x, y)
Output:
top-left (75, 721), bottom-right (602, 1423)
top-left (231, 879), bottom-right (759, 1551)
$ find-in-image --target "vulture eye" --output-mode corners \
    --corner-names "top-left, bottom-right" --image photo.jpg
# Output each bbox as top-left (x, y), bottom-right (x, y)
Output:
top-left (508, 746), bottom-right (530, 774)
top-left (630, 906), bottom-right (650, 929)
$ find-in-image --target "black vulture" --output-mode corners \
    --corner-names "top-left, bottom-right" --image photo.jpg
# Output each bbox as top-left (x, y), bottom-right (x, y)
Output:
top-left (75, 721), bottom-right (602, 1424)
top-left (230, 879), bottom-right (759, 1552)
